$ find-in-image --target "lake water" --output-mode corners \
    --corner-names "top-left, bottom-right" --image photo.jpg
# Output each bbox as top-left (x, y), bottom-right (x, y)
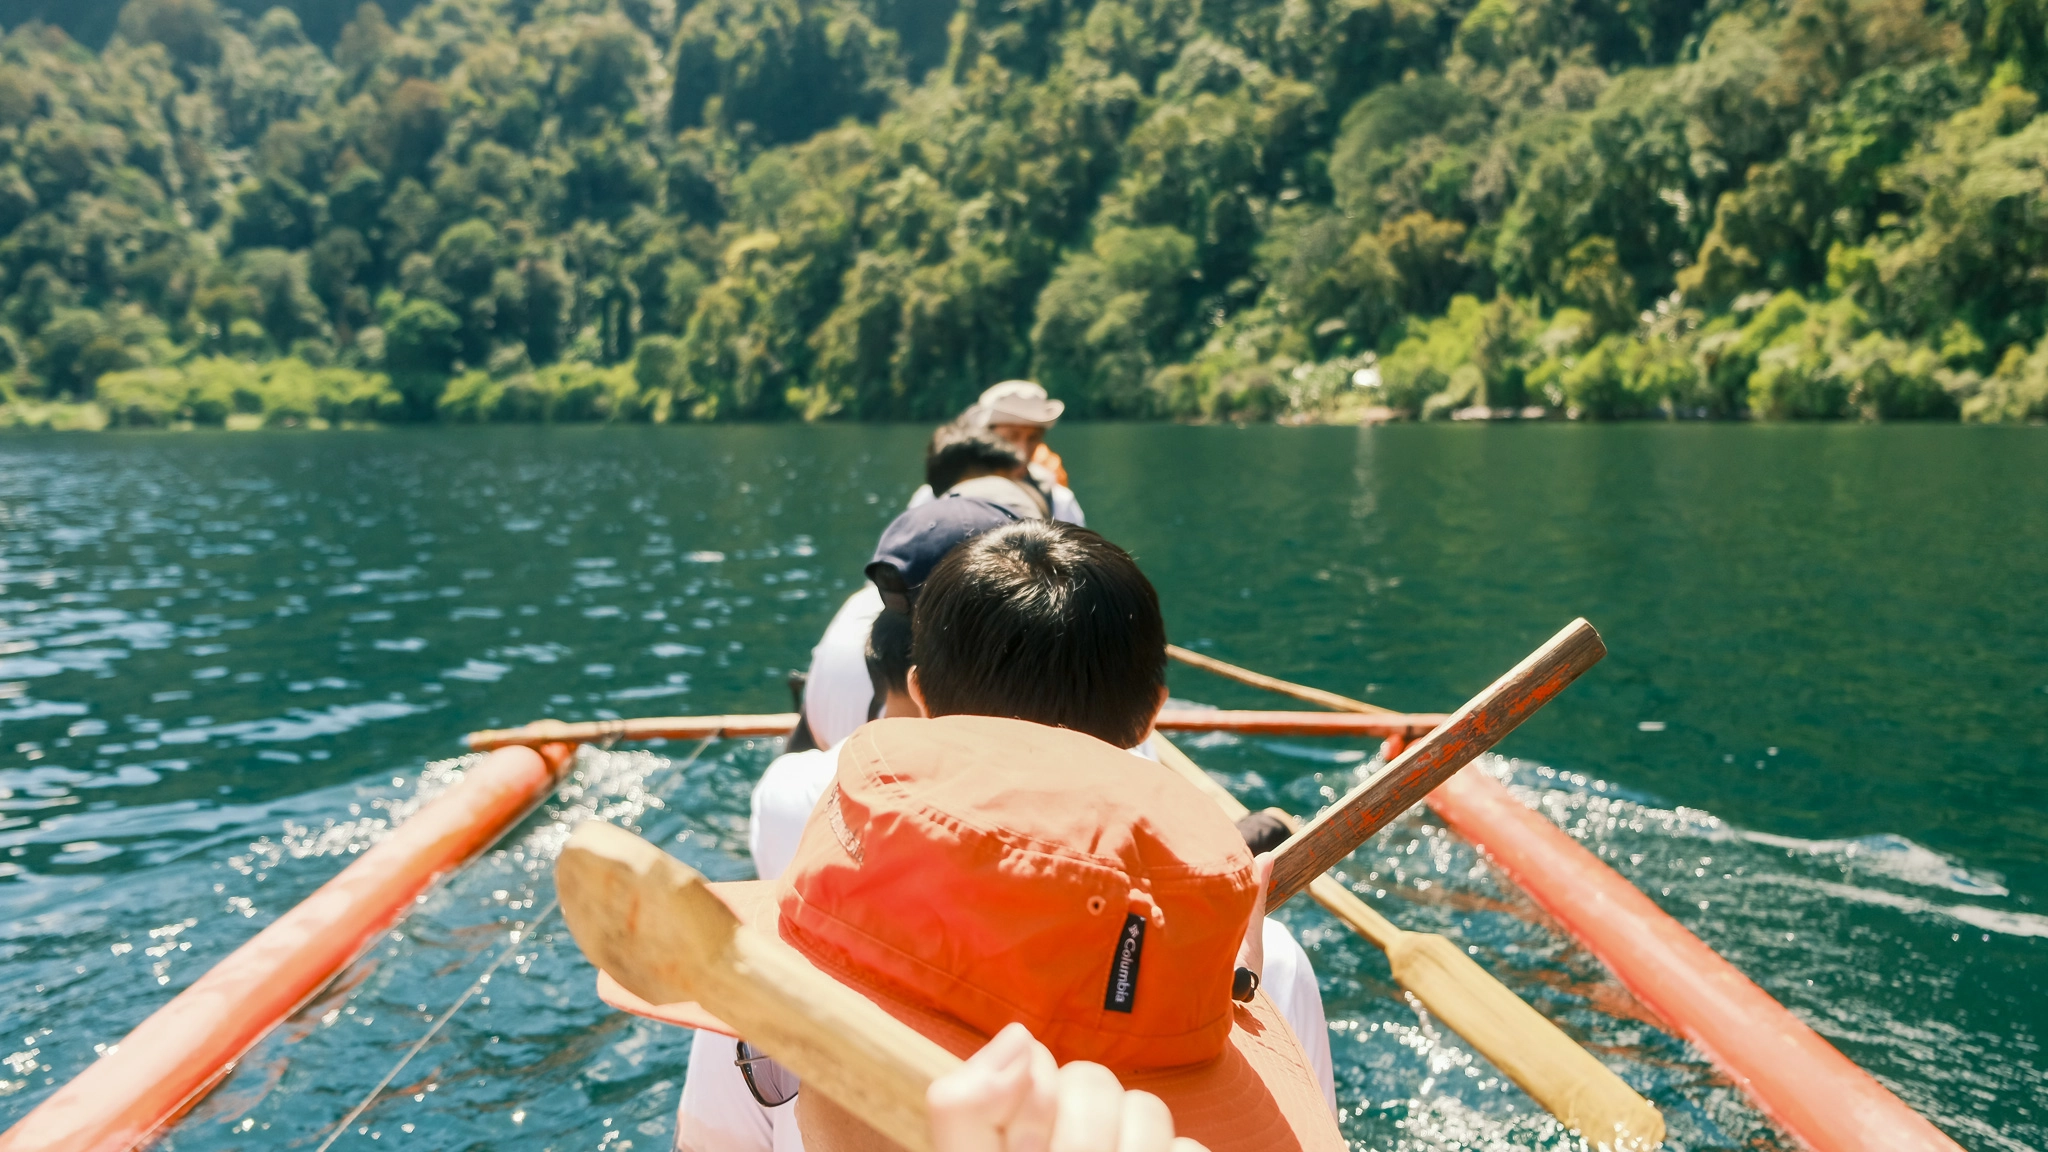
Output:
top-left (1, 425), bottom-right (2042, 1151)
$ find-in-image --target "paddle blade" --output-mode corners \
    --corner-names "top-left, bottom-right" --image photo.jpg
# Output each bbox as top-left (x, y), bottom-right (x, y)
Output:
top-left (1268, 618), bottom-right (1606, 907)
top-left (555, 821), bottom-right (962, 1152)
top-left (1387, 932), bottom-right (1664, 1150)
top-left (557, 820), bottom-right (738, 1007)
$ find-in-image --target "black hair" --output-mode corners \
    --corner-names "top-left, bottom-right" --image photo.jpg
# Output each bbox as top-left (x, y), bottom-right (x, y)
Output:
top-left (925, 422), bottom-right (1027, 495)
top-left (1235, 811), bottom-right (1292, 855)
top-left (864, 607), bottom-right (914, 714)
top-left (911, 521), bottom-right (1166, 749)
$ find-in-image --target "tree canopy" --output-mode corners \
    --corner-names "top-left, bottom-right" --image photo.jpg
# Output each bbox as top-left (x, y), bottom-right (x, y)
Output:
top-left (2, 0), bottom-right (2045, 427)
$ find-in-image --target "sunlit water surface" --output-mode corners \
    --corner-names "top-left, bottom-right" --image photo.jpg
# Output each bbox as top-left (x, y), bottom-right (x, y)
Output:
top-left (1, 425), bottom-right (2041, 1151)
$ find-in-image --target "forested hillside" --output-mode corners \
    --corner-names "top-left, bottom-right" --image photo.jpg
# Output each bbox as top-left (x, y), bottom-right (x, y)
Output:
top-left (1, 0), bottom-right (2045, 427)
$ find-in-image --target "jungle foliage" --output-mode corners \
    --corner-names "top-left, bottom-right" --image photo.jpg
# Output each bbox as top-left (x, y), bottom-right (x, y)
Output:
top-left (2, 0), bottom-right (2046, 426)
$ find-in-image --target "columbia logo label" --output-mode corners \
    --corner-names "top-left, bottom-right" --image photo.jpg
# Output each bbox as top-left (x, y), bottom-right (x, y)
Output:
top-left (1102, 913), bottom-right (1146, 1013)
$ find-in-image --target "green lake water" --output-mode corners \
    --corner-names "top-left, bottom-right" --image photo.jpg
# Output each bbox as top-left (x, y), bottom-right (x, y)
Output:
top-left (1, 424), bottom-right (2041, 1150)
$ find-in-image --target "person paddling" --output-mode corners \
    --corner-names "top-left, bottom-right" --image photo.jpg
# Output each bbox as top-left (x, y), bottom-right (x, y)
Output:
top-left (898, 521), bottom-right (1335, 1109)
top-left (603, 715), bottom-right (1344, 1152)
top-left (800, 385), bottom-right (1078, 751)
top-left (908, 382), bottom-right (1084, 526)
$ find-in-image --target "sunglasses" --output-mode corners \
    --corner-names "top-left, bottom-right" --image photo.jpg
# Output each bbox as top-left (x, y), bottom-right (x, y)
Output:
top-left (735, 1040), bottom-right (800, 1107)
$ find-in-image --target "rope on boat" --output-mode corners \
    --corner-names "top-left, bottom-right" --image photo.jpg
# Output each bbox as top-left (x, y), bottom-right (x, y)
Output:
top-left (314, 731), bottom-right (723, 1150)
top-left (313, 900), bottom-right (560, 1152)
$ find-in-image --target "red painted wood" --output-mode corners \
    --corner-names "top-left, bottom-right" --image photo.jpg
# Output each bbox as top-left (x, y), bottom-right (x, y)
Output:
top-left (1429, 765), bottom-right (1965, 1152)
top-left (1266, 619), bottom-right (1606, 906)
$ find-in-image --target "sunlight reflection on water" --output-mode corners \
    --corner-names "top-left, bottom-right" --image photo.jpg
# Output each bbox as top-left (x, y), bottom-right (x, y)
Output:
top-left (4, 427), bottom-right (2041, 1151)
top-left (79, 739), bottom-right (2010, 1152)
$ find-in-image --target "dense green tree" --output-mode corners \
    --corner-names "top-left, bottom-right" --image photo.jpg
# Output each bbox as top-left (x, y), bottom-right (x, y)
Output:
top-left (1, 0), bottom-right (2043, 426)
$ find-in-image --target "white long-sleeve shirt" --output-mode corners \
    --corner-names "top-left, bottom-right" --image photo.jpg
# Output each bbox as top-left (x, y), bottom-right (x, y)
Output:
top-left (797, 586), bottom-right (885, 751)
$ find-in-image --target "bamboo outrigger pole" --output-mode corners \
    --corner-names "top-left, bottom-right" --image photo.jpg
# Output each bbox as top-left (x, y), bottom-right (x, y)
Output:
top-left (1150, 734), bottom-right (1663, 1149)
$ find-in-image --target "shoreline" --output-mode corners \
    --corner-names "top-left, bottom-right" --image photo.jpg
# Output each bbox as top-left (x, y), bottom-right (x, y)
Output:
top-left (5, 401), bottom-right (2039, 431)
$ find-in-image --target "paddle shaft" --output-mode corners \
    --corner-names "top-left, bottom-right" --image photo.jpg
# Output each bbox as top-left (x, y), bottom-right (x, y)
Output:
top-left (1151, 733), bottom-right (1663, 1146)
top-left (1150, 734), bottom-right (1399, 947)
top-left (1264, 619), bottom-right (1605, 908)
top-left (1168, 645), bottom-right (1398, 716)
top-left (556, 822), bottom-right (959, 1152)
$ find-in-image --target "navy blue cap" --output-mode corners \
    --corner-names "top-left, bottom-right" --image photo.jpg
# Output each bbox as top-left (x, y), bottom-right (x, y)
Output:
top-left (865, 497), bottom-right (1020, 613)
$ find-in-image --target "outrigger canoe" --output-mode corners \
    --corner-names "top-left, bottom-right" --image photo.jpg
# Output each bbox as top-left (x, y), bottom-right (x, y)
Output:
top-left (0, 656), bottom-right (1966, 1152)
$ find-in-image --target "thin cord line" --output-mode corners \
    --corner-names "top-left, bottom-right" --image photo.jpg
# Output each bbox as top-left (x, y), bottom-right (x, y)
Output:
top-left (313, 900), bottom-right (556, 1152)
top-left (314, 732), bottom-right (723, 1149)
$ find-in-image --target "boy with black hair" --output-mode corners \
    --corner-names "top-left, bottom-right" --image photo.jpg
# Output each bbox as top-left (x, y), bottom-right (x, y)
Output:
top-left (923, 423), bottom-right (1029, 495)
top-left (906, 395), bottom-right (1086, 526)
top-left (907, 520), bottom-right (1167, 751)
top-left (907, 519), bottom-right (1334, 1109)
top-left (920, 423), bottom-right (1050, 520)
top-left (677, 520), bottom-right (1333, 1152)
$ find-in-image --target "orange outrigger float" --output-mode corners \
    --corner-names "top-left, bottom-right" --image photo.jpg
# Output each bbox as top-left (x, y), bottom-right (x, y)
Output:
top-left (0, 742), bottom-right (571, 1152)
top-left (1427, 766), bottom-right (1962, 1152)
top-left (0, 665), bottom-right (1966, 1152)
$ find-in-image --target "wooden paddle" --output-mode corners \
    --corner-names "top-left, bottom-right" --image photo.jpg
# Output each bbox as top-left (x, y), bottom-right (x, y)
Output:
top-left (555, 821), bottom-right (960, 1152)
top-left (1150, 735), bottom-right (1663, 1148)
top-left (1262, 619), bottom-right (1605, 908)
top-left (1168, 644), bottom-right (1399, 716)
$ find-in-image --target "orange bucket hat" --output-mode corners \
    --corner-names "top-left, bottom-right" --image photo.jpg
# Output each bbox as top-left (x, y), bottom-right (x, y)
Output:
top-left (598, 715), bottom-right (1342, 1151)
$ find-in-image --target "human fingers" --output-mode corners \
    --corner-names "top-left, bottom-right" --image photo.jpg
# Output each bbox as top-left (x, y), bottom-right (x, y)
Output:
top-left (1000, 1030), bottom-right (1061, 1152)
top-left (929, 1024), bottom-right (1037, 1152)
top-left (1114, 1088), bottom-right (1181, 1152)
top-left (970, 1021), bottom-right (1039, 1075)
top-left (1047, 1061), bottom-right (1128, 1152)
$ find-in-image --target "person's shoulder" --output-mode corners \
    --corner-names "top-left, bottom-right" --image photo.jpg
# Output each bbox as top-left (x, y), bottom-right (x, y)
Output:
top-left (1050, 484), bottom-right (1085, 526)
top-left (751, 742), bottom-right (846, 880)
top-left (758, 744), bottom-right (839, 794)
top-left (1261, 916), bottom-right (1317, 987)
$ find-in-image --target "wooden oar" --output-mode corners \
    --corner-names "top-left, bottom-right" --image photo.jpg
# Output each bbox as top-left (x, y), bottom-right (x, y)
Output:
top-left (1152, 710), bottom-right (1447, 737)
top-left (556, 821), bottom-right (960, 1152)
top-left (466, 708), bottom-right (1448, 752)
top-left (1168, 647), bottom-right (1391, 715)
top-left (1150, 735), bottom-right (1663, 1148)
top-left (1168, 644), bottom-right (1398, 715)
top-left (1263, 619), bottom-right (1605, 908)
